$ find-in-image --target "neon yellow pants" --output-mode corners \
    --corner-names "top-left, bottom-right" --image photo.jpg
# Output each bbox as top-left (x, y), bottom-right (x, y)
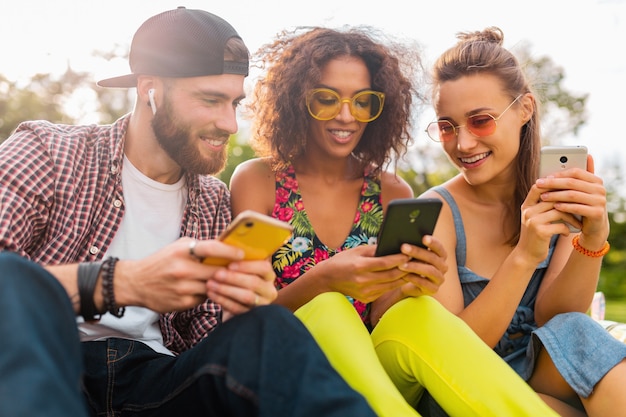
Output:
top-left (295, 293), bottom-right (559, 417)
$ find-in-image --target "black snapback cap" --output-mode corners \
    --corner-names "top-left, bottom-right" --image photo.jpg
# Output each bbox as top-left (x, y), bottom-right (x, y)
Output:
top-left (97, 7), bottom-right (248, 88)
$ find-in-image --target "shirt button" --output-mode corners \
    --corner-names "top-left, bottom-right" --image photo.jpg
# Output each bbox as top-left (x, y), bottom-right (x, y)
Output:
top-left (89, 246), bottom-right (99, 255)
top-left (113, 199), bottom-right (122, 208)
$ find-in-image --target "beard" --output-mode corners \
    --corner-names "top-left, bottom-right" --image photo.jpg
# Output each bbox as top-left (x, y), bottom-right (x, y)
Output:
top-left (151, 95), bottom-right (229, 176)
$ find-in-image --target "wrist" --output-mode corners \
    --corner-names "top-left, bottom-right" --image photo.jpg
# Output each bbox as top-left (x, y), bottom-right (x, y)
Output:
top-left (101, 257), bottom-right (125, 317)
top-left (577, 234), bottom-right (609, 252)
top-left (106, 259), bottom-right (136, 307)
top-left (93, 276), bottom-right (104, 314)
top-left (572, 235), bottom-right (610, 258)
top-left (305, 264), bottom-right (333, 293)
top-left (77, 261), bottom-right (104, 321)
top-left (510, 246), bottom-right (542, 271)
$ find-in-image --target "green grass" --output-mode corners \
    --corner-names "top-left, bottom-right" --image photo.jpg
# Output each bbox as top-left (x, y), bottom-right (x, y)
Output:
top-left (605, 298), bottom-right (626, 322)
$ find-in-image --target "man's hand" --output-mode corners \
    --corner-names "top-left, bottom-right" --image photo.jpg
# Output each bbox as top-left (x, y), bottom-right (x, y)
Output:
top-left (111, 237), bottom-right (267, 313)
top-left (207, 258), bottom-right (278, 320)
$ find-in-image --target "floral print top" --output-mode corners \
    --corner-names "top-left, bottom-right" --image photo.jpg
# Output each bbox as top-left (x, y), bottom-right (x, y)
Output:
top-left (271, 164), bottom-right (384, 325)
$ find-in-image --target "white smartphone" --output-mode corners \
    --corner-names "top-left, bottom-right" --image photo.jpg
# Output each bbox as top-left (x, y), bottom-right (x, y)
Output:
top-left (203, 210), bottom-right (293, 266)
top-left (539, 145), bottom-right (588, 178)
top-left (539, 145), bottom-right (588, 232)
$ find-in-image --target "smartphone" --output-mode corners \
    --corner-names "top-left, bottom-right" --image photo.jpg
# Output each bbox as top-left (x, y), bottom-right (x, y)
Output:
top-left (539, 145), bottom-right (588, 232)
top-left (374, 198), bottom-right (442, 257)
top-left (539, 145), bottom-right (588, 178)
top-left (203, 210), bottom-right (293, 266)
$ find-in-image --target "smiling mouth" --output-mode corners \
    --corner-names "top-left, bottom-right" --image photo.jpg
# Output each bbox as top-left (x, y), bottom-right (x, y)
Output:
top-left (200, 136), bottom-right (229, 147)
top-left (330, 129), bottom-right (352, 139)
top-left (460, 151), bottom-right (490, 164)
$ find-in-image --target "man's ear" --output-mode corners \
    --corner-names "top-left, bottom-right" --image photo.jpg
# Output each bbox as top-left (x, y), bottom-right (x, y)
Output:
top-left (137, 76), bottom-right (158, 115)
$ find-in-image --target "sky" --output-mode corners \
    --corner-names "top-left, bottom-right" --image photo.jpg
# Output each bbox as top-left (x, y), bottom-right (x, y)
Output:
top-left (3, 0), bottom-right (625, 181)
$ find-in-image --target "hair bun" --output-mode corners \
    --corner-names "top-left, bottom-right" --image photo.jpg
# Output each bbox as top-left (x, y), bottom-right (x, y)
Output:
top-left (456, 26), bottom-right (504, 46)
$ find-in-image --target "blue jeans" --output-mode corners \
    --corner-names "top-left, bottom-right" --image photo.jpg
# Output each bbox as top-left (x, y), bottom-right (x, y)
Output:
top-left (0, 252), bottom-right (375, 417)
top-left (0, 252), bottom-right (88, 417)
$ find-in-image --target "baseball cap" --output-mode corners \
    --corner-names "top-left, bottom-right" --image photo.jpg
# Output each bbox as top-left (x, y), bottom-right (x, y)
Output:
top-left (97, 7), bottom-right (249, 88)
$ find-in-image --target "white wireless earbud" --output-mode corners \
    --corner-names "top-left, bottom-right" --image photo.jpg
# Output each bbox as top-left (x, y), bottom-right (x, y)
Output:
top-left (148, 89), bottom-right (156, 115)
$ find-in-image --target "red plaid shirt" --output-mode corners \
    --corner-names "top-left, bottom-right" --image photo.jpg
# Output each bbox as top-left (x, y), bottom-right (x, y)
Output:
top-left (0, 115), bottom-right (231, 354)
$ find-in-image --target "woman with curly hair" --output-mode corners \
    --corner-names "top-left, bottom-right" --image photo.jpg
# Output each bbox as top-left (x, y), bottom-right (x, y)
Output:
top-left (230, 26), bottom-right (559, 417)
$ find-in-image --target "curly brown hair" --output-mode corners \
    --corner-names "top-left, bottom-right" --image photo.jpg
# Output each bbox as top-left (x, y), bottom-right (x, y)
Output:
top-left (246, 25), bottom-right (424, 174)
top-left (431, 27), bottom-right (540, 244)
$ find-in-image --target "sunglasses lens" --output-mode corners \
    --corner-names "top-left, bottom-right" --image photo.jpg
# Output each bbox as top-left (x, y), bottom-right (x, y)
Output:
top-left (352, 91), bottom-right (383, 122)
top-left (467, 114), bottom-right (497, 137)
top-left (308, 90), bottom-right (341, 120)
top-left (427, 121), bottom-right (455, 142)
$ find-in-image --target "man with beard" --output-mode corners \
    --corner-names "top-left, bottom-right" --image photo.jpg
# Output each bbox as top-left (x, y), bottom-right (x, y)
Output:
top-left (0, 7), bottom-right (376, 417)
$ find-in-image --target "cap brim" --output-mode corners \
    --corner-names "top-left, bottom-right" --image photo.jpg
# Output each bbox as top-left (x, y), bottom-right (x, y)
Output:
top-left (96, 74), bottom-right (138, 88)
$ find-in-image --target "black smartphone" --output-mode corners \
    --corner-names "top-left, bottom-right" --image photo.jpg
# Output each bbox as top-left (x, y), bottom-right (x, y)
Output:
top-left (374, 198), bottom-right (442, 257)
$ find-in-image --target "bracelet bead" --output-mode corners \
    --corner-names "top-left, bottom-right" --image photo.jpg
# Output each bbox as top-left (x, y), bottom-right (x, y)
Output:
top-left (101, 257), bottom-right (125, 318)
top-left (572, 235), bottom-right (610, 258)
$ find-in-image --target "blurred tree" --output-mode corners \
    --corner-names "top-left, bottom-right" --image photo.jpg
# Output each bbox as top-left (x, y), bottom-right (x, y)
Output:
top-left (91, 47), bottom-right (135, 124)
top-left (0, 72), bottom-right (125, 142)
top-left (517, 44), bottom-right (588, 143)
top-left (0, 71), bottom-right (80, 141)
top-left (597, 160), bottom-right (626, 298)
top-left (217, 137), bottom-right (256, 186)
top-left (0, 50), bottom-right (133, 144)
top-left (92, 86), bottom-right (134, 124)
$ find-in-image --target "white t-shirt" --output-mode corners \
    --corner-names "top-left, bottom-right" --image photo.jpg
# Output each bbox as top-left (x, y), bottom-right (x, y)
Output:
top-left (79, 155), bottom-right (187, 355)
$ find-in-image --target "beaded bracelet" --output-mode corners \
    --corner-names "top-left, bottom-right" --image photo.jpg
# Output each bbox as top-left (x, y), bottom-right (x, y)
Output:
top-left (572, 235), bottom-right (610, 258)
top-left (101, 257), bottom-right (125, 318)
top-left (77, 261), bottom-right (103, 321)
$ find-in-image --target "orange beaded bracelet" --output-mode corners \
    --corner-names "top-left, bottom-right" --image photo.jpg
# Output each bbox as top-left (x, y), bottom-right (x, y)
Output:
top-left (572, 235), bottom-right (610, 258)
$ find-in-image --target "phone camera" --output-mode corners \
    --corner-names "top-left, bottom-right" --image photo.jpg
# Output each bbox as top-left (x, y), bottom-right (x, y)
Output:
top-left (408, 209), bottom-right (421, 223)
top-left (559, 156), bottom-right (568, 163)
top-left (244, 221), bottom-right (254, 228)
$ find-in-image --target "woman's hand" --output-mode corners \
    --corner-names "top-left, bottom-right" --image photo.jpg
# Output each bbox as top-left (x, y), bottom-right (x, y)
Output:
top-left (535, 154), bottom-right (609, 248)
top-left (369, 236), bottom-right (447, 327)
top-left (396, 235), bottom-right (447, 297)
top-left (313, 245), bottom-right (410, 303)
